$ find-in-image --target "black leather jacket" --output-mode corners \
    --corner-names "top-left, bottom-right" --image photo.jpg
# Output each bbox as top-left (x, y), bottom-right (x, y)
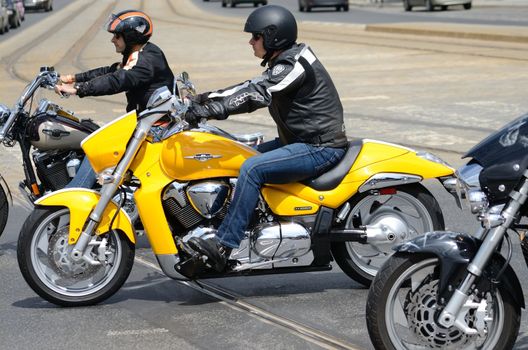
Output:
top-left (204, 43), bottom-right (347, 148)
top-left (74, 42), bottom-right (174, 113)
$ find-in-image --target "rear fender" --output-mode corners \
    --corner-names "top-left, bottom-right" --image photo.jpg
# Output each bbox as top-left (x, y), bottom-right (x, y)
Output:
top-left (397, 231), bottom-right (524, 308)
top-left (34, 188), bottom-right (135, 245)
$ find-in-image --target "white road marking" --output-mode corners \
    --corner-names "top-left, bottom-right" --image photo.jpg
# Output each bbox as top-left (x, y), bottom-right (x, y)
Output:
top-left (107, 328), bottom-right (169, 336)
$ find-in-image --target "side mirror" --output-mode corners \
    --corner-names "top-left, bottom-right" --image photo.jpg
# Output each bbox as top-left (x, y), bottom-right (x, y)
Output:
top-left (180, 71), bottom-right (189, 82)
top-left (176, 72), bottom-right (196, 96)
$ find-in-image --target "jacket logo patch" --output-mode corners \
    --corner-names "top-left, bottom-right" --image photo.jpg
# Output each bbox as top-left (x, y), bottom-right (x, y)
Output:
top-left (228, 92), bottom-right (264, 107)
top-left (272, 64), bottom-right (286, 76)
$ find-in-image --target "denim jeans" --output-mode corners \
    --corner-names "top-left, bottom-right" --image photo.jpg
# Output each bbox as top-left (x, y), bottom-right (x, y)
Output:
top-left (217, 138), bottom-right (346, 248)
top-left (65, 157), bottom-right (97, 188)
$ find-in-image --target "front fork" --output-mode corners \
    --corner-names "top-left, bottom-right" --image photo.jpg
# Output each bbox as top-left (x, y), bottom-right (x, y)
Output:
top-left (438, 169), bottom-right (528, 329)
top-left (70, 127), bottom-right (147, 263)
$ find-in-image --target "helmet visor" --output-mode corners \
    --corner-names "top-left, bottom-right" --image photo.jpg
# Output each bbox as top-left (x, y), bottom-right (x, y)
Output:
top-left (104, 14), bottom-right (122, 33)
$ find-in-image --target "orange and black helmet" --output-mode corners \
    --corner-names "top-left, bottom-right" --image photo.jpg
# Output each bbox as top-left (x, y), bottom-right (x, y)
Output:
top-left (105, 10), bottom-right (153, 46)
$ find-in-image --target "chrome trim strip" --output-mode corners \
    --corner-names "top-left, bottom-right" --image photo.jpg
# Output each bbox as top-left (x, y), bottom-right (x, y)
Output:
top-left (358, 173), bottom-right (422, 193)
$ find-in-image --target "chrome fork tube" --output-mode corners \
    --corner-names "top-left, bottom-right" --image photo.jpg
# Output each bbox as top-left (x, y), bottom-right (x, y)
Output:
top-left (71, 124), bottom-right (149, 261)
top-left (439, 170), bottom-right (528, 328)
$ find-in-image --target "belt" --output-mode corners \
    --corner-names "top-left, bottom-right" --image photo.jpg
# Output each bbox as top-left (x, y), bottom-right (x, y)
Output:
top-left (307, 131), bottom-right (347, 147)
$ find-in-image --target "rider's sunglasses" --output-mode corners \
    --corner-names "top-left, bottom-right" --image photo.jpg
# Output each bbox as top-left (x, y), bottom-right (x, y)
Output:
top-left (251, 33), bottom-right (262, 41)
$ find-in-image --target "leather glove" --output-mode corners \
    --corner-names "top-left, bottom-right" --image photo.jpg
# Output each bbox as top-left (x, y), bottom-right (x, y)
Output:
top-left (186, 91), bottom-right (211, 104)
top-left (185, 101), bottom-right (227, 125)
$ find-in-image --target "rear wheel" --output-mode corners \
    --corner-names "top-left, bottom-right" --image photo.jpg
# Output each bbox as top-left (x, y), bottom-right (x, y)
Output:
top-left (464, 2), bottom-right (472, 9)
top-left (366, 254), bottom-right (521, 349)
top-left (17, 207), bottom-right (135, 306)
top-left (331, 183), bottom-right (444, 287)
top-left (343, 4), bottom-right (349, 11)
top-left (403, 0), bottom-right (412, 11)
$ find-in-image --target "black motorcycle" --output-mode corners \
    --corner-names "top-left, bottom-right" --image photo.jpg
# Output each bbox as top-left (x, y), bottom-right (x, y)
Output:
top-left (366, 113), bottom-right (528, 349)
top-left (0, 67), bottom-right (101, 237)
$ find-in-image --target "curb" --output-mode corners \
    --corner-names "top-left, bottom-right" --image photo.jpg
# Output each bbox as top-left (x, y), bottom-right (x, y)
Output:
top-left (365, 22), bottom-right (528, 43)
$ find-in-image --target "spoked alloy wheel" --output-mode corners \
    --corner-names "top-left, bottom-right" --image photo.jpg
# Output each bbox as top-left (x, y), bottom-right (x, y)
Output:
top-left (17, 208), bottom-right (135, 306)
top-left (366, 254), bottom-right (520, 349)
top-left (332, 184), bottom-right (443, 287)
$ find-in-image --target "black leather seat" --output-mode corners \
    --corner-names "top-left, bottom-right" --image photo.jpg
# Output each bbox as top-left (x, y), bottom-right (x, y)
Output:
top-left (302, 139), bottom-right (363, 191)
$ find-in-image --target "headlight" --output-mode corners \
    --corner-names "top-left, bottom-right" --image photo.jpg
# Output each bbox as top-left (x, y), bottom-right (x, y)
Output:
top-left (458, 163), bottom-right (482, 189)
top-left (451, 163), bottom-right (488, 214)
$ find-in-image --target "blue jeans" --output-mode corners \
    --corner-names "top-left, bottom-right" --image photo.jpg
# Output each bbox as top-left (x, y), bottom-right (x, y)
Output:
top-left (65, 157), bottom-right (97, 188)
top-left (217, 139), bottom-right (346, 248)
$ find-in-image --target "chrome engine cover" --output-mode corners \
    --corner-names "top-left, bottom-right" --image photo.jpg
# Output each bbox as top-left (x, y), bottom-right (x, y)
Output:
top-left (251, 221), bottom-right (311, 259)
top-left (186, 181), bottom-right (231, 219)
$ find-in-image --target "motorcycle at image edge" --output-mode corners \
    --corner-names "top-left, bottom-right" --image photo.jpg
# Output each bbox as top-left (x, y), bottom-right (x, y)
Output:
top-left (365, 113), bottom-right (528, 349)
top-left (0, 66), bottom-right (264, 238)
top-left (0, 67), bottom-right (101, 237)
top-left (16, 73), bottom-right (454, 306)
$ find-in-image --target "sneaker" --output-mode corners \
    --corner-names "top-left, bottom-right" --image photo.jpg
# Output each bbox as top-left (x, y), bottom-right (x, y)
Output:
top-left (188, 237), bottom-right (231, 272)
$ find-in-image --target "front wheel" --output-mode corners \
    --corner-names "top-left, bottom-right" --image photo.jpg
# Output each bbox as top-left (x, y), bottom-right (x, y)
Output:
top-left (0, 182), bottom-right (8, 238)
top-left (17, 207), bottom-right (135, 306)
top-left (331, 183), bottom-right (443, 287)
top-left (366, 254), bottom-right (521, 349)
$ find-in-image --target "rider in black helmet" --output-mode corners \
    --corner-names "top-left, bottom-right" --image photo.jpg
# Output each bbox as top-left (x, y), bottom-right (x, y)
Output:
top-left (185, 5), bottom-right (348, 272)
top-left (243, 4), bottom-right (298, 66)
top-left (57, 10), bottom-right (174, 188)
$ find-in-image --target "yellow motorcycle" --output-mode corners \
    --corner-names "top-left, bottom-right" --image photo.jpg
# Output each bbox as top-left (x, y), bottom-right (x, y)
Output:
top-left (17, 74), bottom-right (454, 306)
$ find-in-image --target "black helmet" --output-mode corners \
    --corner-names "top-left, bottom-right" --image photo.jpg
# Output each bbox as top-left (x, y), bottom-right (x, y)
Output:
top-left (106, 10), bottom-right (153, 46)
top-left (244, 5), bottom-right (297, 53)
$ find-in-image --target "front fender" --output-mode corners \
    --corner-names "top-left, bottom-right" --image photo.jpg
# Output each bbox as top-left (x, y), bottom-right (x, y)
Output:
top-left (396, 231), bottom-right (524, 308)
top-left (35, 188), bottom-right (135, 245)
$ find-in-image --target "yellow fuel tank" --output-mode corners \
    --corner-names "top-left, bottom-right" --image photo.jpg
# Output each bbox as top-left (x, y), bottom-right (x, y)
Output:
top-left (160, 131), bottom-right (258, 181)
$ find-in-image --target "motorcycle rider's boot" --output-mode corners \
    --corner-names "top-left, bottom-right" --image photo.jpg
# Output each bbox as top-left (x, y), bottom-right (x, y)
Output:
top-left (188, 236), bottom-right (231, 272)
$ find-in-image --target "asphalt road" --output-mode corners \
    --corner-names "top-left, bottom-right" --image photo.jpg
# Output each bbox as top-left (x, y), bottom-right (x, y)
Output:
top-left (1, 0), bottom-right (528, 349)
